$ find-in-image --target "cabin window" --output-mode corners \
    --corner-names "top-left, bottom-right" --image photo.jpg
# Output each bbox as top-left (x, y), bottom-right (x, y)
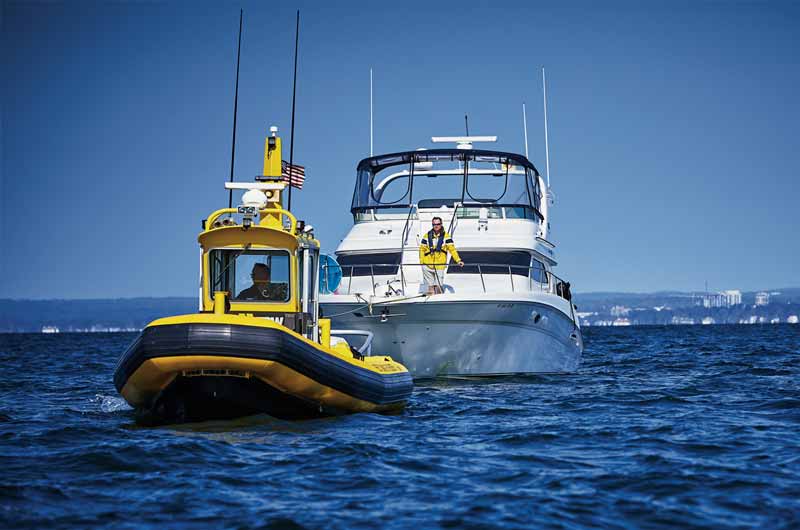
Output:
top-left (447, 251), bottom-right (532, 275)
top-left (209, 249), bottom-right (291, 302)
top-left (455, 205), bottom-right (504, 219)
top-left (337, 252), bottom-right (402, 277)
top-left (531, 258), bottom-right (548, 284)
top-left (504, 207), bottom-right (539, 220)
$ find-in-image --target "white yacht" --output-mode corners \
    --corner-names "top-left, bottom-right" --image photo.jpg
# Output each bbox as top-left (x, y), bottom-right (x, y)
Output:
top-left (319, 136), bottom-right (583, 377)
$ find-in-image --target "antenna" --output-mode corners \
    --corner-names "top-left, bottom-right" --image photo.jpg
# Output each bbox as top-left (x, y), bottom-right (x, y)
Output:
top-left (369, 68), bottom-right (373, 156)
top-left (522, 102), bottom-right (529, 159)
top-left (227, 9), bottom-right (243, 209)
top-left (464, 114), bottom-right (470, 136)
top-left (542, 66), bottom-right (551, 187)
top-left (287, 10), bottom-right (300, 210)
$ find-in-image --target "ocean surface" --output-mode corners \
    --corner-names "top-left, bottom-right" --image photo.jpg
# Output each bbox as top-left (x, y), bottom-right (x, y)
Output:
top-left (1, 325), bottom-right (798, 529)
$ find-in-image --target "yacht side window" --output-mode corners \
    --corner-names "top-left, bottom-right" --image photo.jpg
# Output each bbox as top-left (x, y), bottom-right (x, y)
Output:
top-left (448, 251), bottom-right (532, 275)
top-left (337, 252), bottom-right (402, 277)
top-left (531, 258), bottom-right (549, 284)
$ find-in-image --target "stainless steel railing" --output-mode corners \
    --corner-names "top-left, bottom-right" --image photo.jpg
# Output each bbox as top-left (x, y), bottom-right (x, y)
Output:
top-left (330, 329), bottom-right (373, 356)
top-left (322, 261), bottom-right (577, 326)
top-left (323, 262), bottom-right (573, 300)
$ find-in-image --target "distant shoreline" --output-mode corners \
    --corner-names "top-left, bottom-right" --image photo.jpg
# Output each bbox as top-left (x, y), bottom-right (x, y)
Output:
top-left (2, 291), bottom-right (799, 333)
top-left (3, 321), bottom-right (799, 335)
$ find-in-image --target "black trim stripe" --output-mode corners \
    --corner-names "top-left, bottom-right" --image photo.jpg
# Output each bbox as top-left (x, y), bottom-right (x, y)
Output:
top-left (114, 323), bottom-right (413, 405)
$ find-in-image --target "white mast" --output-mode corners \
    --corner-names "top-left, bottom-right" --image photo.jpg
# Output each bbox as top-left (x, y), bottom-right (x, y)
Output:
top-left (542, 66), bottom-right (551, 187)
top-left (370, 68), bottom-right (373, 156)
top-left (522, 102), bottom-right (529, 159)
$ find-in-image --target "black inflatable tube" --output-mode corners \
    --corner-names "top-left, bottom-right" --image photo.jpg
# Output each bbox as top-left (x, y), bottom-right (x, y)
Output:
top-left (114, 323), bottom-right (413, 405)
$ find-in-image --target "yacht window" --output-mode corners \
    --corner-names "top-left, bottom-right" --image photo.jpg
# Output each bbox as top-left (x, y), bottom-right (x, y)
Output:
top-left (526, 169), bottom-right (543, 212)
top-left (465, 160), bottom-right (513, 203)
top-left (371, 169), bottom-right (410, 204)
top-left (210, 249), bottom-right (291, 302)
top-left (448, 251), bottom-right (532, 275)
top-left (504, 207), bottom-right (537, 220)
top-left (457, 205), bottom-right (504, 219)
top-left (337, 252), bottom-right (402, 277)
top-left (351, 151), bottom-right (544, 219)
top-left (531, 258), bottom-right (548, 284)
top-left (411, 174), bottom-right (465, 207)
top-left (417, 198), bottom-right (458, 209)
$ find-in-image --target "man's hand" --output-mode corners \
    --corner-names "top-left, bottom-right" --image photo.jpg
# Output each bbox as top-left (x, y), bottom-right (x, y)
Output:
top-left (458, 261), bottom-right (464, 267)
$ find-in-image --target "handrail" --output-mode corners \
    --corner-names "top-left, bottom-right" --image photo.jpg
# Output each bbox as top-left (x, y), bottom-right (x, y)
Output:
top-left (205, 208), bottom-right (238, 228)
top-left (325, 262), bottom-right (573, 298)
top-left (446, 201), bottom-right (462, 236)
top-left (260, 207), bottom-right (298, 234)
top-left (331, 329), bottom-right (374, 356)
top-left (323, 261), bottom-right (576, 326)
top-left (400, 203), bottom-right (419, 248)
top-left (477, 264), bottom-right (486, 292)
top-left (205, 207), bottom-right (298, 234)
top-left (399, 204), bottom-right (419, 293)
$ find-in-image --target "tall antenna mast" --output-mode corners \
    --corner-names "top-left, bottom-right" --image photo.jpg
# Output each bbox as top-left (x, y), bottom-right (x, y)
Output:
top-left (287, 10), bottom-right (300, 210)
top-left (542, 66), bottom-right (551, 187)
top-left (522, 102), bottom-right (529, 159)
top-left (227, 9), bottom-right (243, 208)
top-left (370, 68), bottom-right (373, 156)
top-left (464, 114), bottom-right (470, 136)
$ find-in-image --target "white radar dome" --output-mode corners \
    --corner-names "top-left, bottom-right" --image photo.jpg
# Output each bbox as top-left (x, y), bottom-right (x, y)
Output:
top-left (242, 189), bottom-right (267, 208)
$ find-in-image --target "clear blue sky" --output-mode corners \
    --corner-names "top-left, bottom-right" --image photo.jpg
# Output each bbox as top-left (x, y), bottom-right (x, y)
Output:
top-left (2, 0), bottom-right (798, 299)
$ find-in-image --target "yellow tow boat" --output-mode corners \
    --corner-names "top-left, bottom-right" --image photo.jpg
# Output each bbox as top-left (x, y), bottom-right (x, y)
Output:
top-left (114, 127), bottom-right (413, 423)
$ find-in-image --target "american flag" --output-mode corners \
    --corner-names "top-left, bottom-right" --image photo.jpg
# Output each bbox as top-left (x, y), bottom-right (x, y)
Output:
top-left (282, 160), bottom-right (305, 189)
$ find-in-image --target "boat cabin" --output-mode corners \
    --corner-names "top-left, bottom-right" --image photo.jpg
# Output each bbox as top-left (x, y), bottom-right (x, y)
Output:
top-left (197, 131), bottom-right (322, 341)
top-left (331, 141), bottom-right (569, 299)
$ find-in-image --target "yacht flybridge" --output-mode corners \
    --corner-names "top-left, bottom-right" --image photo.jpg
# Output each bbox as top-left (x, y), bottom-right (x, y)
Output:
top-left (320, 136), bottom-right (583, 377)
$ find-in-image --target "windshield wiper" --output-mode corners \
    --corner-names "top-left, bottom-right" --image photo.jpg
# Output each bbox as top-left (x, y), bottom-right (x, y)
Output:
top-left (212, 244), bottom-right (252, 290)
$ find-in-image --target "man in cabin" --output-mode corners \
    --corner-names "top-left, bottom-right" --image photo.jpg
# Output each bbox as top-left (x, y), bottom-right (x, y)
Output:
top-left (237, 263), bottom-right (288, 301)
top-left (420, 216), bottom-right (464, 295)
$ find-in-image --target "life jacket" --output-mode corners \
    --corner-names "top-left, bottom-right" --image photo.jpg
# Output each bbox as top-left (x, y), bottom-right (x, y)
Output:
top-left (425, 229), bottom-right (445, 255)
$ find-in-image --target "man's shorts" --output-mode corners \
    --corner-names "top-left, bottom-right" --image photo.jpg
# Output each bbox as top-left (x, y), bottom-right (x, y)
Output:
top-left (423, 266), bottom-right (444, 288)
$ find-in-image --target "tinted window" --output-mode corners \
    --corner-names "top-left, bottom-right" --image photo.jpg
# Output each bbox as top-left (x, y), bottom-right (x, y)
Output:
top-left (337, 253), bottom-right (402, 277)
top-left (448, 251), bottom-right (531, 275)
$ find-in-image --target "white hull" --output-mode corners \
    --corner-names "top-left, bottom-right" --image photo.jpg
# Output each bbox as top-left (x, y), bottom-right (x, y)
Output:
top-left (321, 294), bottom-right (583, 378)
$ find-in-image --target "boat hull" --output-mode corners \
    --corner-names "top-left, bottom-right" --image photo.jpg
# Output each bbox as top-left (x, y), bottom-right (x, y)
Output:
top-left (114, 316), bottom-right (413, 424)
top-left (321, 298), bottom-right (583, 377)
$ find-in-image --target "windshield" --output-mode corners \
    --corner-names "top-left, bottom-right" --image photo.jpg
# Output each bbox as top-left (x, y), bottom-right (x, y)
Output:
top-left (209, 249), bottom-right (291, 302)
top-left (351, 149), bottom-right (542, 217)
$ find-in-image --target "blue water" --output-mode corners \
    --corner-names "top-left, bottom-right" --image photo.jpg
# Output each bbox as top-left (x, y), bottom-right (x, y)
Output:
top-left (1, 325), bottom-right (799, 529)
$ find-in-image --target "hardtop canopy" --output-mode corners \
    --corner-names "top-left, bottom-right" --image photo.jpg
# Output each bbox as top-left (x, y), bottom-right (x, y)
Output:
top-left (356, 148), bottom-right (539, 174)
top-left (351, 148), bottom-right (544, 217)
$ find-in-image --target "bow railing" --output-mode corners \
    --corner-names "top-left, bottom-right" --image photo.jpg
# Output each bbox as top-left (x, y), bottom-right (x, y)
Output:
top-left (323, 262), bottom-right (576, 325)
top-left (324, 262), bottom-right (573, 299)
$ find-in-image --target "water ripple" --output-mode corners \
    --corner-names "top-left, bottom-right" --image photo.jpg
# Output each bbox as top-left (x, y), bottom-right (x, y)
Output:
top-left (0, 326), bottom-right (799, 529)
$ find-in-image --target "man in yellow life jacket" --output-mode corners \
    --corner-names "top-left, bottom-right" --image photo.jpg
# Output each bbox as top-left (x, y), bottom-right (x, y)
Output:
top-left (419, 216), bottom-right (464, 294)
